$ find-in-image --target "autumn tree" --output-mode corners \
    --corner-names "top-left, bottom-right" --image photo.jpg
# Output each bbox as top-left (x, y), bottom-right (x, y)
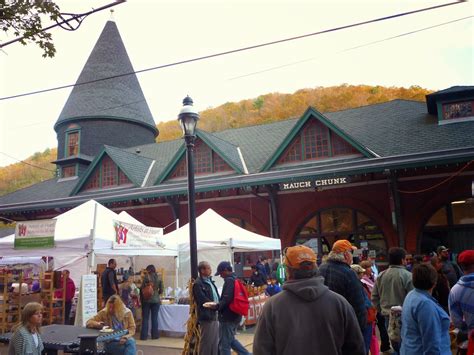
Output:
top-left (1, 0), bottom-right (61, 57)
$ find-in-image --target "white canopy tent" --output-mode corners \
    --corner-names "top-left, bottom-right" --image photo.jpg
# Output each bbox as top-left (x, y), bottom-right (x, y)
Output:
top-left (164, 208), bottom-right (281, 287)
top-left (0, 200), bottom-right (178, 286)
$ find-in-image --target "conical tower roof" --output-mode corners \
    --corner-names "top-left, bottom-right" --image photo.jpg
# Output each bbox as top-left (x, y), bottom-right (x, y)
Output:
top-left (55, 21), bottom-right (157, 135)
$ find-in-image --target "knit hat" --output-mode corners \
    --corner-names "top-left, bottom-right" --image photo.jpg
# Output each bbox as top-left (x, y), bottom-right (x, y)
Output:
top-left (332, 240), bottom-right (357, 253)
top-left (283, 245), bottom-right (317, 270)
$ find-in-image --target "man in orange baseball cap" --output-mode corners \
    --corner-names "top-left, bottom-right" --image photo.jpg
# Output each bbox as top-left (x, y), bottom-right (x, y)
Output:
top-left (332, 239), bottom-right (357, 254)
top-left (319, 239), bottom-right (368, 344)
top-left (253, 244), bottom-right (365, 355)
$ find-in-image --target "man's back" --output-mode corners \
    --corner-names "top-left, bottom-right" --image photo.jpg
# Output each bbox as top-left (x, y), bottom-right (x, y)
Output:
top-left (253, 276), bottom-right (365, 355)
top-left (449, 273), bottom-right (474, 330)
top-left (372, 265), bottom-right (413, 316)
top-left (319, 260), bottom-right (367, 330)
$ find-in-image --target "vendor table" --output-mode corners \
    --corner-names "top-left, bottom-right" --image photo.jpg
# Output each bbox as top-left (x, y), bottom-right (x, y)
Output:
top-left (0, 324), bottom-right (127, 354)
top-left (158, 304), bottom-right (189, 335)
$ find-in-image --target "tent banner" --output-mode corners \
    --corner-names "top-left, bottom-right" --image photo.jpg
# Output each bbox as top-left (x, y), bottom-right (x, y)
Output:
top-left (113, 220), bottom-right (164, 249)
top-left (14, 219), bottom-right (56, 249)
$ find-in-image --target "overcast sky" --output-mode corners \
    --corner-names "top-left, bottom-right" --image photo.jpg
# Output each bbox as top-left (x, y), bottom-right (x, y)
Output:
top-left (0, 0), bottom-right (473, 167)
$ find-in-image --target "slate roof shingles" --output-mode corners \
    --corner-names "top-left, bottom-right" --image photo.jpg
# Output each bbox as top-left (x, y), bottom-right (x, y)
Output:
top-left (55, 21), bottom-right (156, 133)
top-left (2, 98), bottom-right (474, 207)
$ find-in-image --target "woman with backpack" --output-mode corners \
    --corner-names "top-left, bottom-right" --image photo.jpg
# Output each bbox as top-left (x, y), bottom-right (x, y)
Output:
top-left (140, 264), bottom-right (163, 340)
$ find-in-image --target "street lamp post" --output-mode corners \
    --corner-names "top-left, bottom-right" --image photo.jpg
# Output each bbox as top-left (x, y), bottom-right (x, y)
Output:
top-left (178, 96), bottom-right (200, 280)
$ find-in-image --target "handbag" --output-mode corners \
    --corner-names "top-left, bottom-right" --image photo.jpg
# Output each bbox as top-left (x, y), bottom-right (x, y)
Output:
top-left (142, 283), bottom-right (154, 301)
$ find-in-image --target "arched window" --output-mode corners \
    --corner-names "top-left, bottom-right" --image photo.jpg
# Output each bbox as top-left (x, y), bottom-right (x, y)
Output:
top-left (420, 199), bottom-right (474, 254)
top-left (294, 207), bottom-right (387, 262)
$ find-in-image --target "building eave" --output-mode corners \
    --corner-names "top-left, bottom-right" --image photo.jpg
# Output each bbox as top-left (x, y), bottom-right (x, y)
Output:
top-left (1, 147), bottom-right (473, 214)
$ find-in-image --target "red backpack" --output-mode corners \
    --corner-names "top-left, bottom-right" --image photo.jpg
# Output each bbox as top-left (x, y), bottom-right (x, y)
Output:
top-left (229, 279), bottom-right (249, 316)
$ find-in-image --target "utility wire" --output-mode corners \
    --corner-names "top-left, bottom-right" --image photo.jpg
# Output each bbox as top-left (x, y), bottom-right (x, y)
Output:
top-left (228, 15), bottom-right (473, 80)
top-left (0, 152), bottom-right (56, 172)
top-left (0, 0), bottom-right (466, 101)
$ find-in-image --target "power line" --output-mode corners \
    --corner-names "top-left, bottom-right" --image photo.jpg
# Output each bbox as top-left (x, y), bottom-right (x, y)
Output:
top-left (0, 152), bottom-right (56, 172)
top-left (0, 0), bottom-right (466, 101)
top-left (2, 15), bottom-right (471, 129)
top-left (228, 15), bottom-right (473, 81)
top-left (0, 0), bottom-right (126, 49)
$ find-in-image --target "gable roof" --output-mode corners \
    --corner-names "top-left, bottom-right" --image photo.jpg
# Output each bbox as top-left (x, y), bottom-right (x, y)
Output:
top-left (215, 119), bottom-right (299, 173)
top-left (325, 99), bottom-right (474, 157)
top-left (54, 21), bottom-right (157, 135)
top-left (1, 99), bottom-right (474, 213)
top-left (71, 145), bottom-right (155, 194)
top-left (197, 130), bottom-right (247, 173)
top-left (261, 107), bottom-right (373, 171)
top-left (153, 131), bottom-right (246, 184)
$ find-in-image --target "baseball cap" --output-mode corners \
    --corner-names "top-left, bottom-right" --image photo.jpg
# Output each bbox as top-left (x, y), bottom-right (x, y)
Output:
top-left (351, 264), bottom-right (365, 274)
top-left (283, 245), bottom-right (317, 269)
top-left (215, 261), bottom-right (232, 275)
top-left (332, 240), bottom-right (357, 253)
top-left (437, 246), bottom-right (449, 254)
top-left (458, 250), bottom-right (474, 266)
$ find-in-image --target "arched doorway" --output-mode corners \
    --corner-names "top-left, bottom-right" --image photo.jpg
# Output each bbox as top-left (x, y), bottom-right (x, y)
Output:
top-left (420, 198), bottom-right (474, 256)
top-left (294, 207), bottom-right (388, 263)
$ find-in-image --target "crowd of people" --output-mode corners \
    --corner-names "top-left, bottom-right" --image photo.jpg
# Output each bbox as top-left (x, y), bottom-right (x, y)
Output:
top-left (6, 245), bottom-right (473, 355)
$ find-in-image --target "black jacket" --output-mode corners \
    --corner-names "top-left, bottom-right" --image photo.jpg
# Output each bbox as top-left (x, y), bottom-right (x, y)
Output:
top-left (218, 273), bottom-right (241, 323)
top-left (250, 271), bottom-right (267, 287)
top-left (101, 267), bottom-right (118, 300)
top-left (193, 276), bottom-right (219, 322)
top-left (319, 260), bottom-right (367, 332)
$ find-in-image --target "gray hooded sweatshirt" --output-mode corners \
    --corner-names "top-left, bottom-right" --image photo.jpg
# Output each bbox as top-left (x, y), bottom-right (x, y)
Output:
top-left (253, 276), bottom-right (365, 355)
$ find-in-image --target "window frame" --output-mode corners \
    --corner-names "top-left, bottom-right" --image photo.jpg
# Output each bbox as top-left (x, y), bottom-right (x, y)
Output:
top-left (65, 128), bottom-right (81, 157)
top-left (83, 157), bottom-right (132, 191)
top-left (278, 119), bottom-right (360, 165)
top-left (61, 164), bottom-right (77, 178)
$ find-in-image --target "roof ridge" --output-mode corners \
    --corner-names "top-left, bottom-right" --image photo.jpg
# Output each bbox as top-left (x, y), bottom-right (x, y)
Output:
top-left (324, 99), bottom-right (424, 114)
top-left (198, 129), bottom-right (239, 148)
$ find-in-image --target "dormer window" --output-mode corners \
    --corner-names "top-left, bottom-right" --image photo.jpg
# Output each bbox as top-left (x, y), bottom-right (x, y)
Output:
top-left (442, 100), bottom-right (473, 121)
top-left (66, 131), bottom-right (80, 157)
top-left (62, 165), bottom-right (76, 178)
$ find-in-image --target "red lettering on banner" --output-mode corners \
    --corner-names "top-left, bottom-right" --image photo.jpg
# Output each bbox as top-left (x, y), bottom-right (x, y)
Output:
top-left (245, 294), bottom-right (269, 326)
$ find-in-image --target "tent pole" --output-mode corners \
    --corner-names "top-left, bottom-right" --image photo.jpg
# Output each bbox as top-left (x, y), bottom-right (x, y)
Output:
top-left (88, 203), bottom-right (98, 273)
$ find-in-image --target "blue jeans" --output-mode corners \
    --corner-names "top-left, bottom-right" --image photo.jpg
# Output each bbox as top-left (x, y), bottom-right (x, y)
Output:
top-left (219, 321), bottom-right (250, 355)
top-left (141, 302), bottom-right (160, 340)
top-left (104, 337), bottom-right (136, 355)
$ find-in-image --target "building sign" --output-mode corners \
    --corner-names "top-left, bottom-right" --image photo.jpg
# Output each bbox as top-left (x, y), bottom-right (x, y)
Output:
top-left (112, 220), bottom-right (164, 249)
top-left (280, 177), bottom-right (349, 191)
top-left (14, 219), bottom-right (56, 249)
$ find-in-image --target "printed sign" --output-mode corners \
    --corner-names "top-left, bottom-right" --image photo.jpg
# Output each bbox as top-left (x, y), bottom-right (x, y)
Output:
top-left (279, 177), bottom-right (349, 191)
top-left (75, 275), bottom-right (97, 327)
top-left (245, 293), bottom-right (269, 326)
top-left (14, 219), bottom-right (56, 249)
top-left (112, 220), bottom-right (164, 249)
